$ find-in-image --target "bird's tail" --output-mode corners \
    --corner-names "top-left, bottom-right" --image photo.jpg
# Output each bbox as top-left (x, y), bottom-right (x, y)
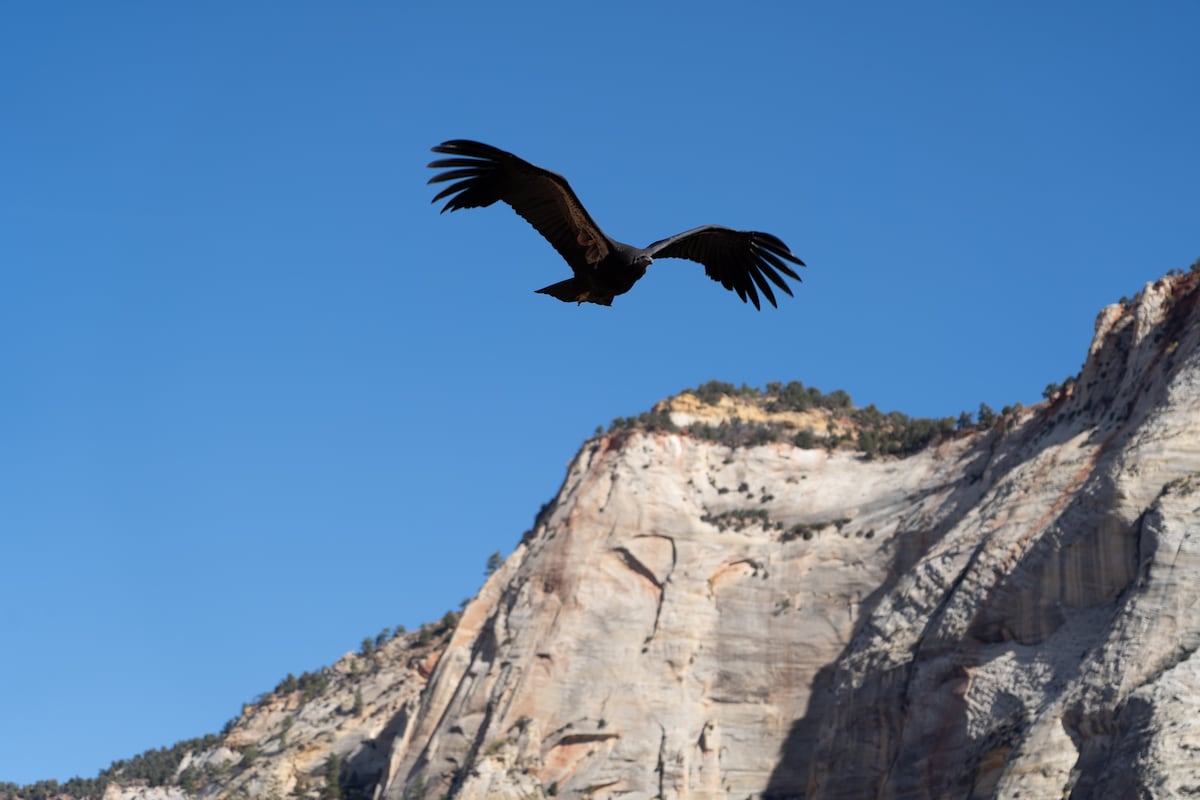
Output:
top-left (535, 278), bottom-right (587, 304)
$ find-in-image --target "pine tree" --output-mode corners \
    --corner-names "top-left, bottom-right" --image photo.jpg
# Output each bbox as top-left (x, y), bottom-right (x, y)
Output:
top-left (320, 754), bottom-right (342, 800)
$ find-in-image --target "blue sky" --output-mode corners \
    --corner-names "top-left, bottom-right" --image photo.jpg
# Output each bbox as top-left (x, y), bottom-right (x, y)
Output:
top-left (2, 1), bottom-right (1198, 785)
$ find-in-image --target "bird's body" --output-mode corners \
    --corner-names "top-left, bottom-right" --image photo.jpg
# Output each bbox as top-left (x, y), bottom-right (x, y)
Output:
top-left (427, 140), bottom-right (805, 309)
top-left (535, 240), bottom-right (650, 306)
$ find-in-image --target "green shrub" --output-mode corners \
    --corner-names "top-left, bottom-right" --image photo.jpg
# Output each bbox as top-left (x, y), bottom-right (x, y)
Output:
top-left (601, 380), bottom-right (1021, 460)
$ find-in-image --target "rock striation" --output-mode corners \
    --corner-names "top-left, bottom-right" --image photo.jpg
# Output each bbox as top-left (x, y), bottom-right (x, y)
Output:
top-left (25, 269), bottom-right (1200, 800)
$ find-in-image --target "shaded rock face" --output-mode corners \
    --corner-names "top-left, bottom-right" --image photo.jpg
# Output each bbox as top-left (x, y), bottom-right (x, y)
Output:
top-left (377, 273), bottom-right (1200, 800)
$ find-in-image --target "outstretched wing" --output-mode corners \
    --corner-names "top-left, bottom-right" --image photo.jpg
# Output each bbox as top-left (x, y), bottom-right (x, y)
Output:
top-left (428, 140), bottom-right (613, 272)
top-left (644, 226), bottom-right (805, 310)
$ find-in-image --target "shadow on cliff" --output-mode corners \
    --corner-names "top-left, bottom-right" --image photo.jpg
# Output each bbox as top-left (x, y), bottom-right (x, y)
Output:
top-left (341, 705), bottom-right (414, 800)
top-left (760, 336), bottom-right (1183, 799)
top-left (760, 436), bottom-right (998, 799)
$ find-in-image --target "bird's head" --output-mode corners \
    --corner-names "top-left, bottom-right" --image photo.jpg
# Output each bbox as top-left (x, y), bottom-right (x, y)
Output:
top-left (634, 254), bottom-right (653, 270)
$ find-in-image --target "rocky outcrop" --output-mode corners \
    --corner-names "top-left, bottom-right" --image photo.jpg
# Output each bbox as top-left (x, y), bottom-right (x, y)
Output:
top-left (45, 270), bottom-right (1200, 800)
top-left (58, 626), bottom-right (453, 800)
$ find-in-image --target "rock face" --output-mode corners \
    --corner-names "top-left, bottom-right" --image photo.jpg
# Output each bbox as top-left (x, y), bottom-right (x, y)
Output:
top-left (378, 272), bottom-right (1200, 800)
top-left (75, 270), bottom-right (1200, 800)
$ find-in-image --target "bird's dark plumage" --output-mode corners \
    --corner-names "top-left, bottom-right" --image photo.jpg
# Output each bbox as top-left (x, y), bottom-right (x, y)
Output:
top-left (427, 139), bottom-right (805, 309)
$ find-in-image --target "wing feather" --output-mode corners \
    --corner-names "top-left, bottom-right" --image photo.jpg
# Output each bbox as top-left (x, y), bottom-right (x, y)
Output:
top-left (756, 263), bottom-right (792, 296)
top-left (428, 140), bottom-right (613, 272)
top-left (748, 266), bottom-right (777, 308)
top-left (644, 225), bottom-right (805, 310)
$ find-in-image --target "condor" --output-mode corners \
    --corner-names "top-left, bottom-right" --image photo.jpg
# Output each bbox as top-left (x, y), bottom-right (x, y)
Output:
top-left (428, 140), bottom-right (805, 309)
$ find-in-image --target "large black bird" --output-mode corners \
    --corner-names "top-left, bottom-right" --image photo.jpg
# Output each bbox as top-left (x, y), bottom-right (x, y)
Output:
top-left (427, 140), bottom-right (805, 309)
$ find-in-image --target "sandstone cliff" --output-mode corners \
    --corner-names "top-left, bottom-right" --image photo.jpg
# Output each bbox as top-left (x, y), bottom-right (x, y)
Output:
top-left (18, 269), bottom-right (1200, 800)
top-left (378, 270), bottom-right (1200, 799)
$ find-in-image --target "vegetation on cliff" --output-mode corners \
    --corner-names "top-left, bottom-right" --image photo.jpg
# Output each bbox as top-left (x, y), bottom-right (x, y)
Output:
top-left (606, 379), bottom-right (1031, 458)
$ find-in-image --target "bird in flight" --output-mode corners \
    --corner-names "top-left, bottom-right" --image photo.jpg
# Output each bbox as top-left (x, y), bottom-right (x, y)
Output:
top-left (427, 140), bottom-right (805, 309)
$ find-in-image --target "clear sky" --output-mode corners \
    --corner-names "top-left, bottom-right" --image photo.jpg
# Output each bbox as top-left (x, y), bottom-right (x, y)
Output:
top-left (2, 1), bottom-right (1198, 786)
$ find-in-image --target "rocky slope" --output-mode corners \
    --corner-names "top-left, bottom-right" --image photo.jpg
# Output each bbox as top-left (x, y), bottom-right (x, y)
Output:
top-left (13, 269), bottom-right (1200, 800)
